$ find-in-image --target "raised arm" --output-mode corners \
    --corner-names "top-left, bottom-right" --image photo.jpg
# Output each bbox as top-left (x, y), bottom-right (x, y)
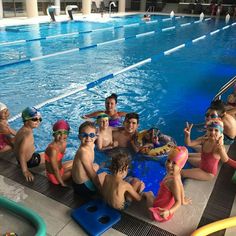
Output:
top-left (81, 111), bottom-right (104, 119)
top-left (184, 122), bottom-right (203, 147)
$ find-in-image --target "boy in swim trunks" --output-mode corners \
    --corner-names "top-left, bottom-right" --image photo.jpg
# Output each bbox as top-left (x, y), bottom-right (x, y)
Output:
top-left (143, 146), bottom-right (191, 222)
top-left (182, 118), bottom-right (236, 181)
top-left (14, 107), bottom-right (44, 182)
top-left (45, 120), bottom-right (73, 186)
top-left (72, 121), bottom-right (106, 199)
top-left (210, 100), bottom-right (236, 149)
top-left (96, 113), bottom-right (118, 151)
top-left (102, 152), bottom-right (145, 210)
top-left (0, 102), bottom-right (16, 153)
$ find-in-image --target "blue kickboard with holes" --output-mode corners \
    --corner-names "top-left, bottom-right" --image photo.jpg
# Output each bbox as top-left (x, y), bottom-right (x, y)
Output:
top-left (71, 199), bottom-right (121, 236)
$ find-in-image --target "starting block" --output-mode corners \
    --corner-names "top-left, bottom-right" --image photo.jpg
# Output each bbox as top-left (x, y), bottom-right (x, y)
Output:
top-left (71, 199), bottom-right (121, 236)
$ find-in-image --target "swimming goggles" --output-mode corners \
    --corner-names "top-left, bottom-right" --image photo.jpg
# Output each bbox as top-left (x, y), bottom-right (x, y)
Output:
top-left (29, 117), bottom-right (42, 122)
top-left (53, 130), bottom-right (69, 135)
top-left (79, 132), bottom-right (97, 138)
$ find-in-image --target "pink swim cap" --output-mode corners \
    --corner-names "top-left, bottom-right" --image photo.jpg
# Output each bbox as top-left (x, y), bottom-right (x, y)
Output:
top-left (53, 120), bottom-right (70, 133)
top-left (168, 146), bottom-right (188, 169)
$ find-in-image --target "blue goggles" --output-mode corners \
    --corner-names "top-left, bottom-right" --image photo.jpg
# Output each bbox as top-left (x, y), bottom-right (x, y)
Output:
top-left (79, 132), bottom-right (97, 138)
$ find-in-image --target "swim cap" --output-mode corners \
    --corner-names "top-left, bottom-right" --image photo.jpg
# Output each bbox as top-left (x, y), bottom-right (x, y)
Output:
top-left (206, 118), bottom-right (223, 134)
top-left (53, 120), bottom-right (70, 133)
top-left (168, 146), bottom-right (188, 170)
top-left (0, 102), bottom-right (7, 112)
top-left (96, 113), bottom-right (109, 121)
top-left (22, 107), bottom-right (41, 122)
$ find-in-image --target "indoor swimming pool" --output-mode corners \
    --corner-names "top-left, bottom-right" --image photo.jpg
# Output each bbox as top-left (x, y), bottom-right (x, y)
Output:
top-left (1, 14), bottom-right (236, 194)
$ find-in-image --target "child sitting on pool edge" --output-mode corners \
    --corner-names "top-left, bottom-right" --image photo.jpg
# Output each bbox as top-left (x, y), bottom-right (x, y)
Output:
top-left (0, 102), bottom-right (16, 153)
top-left (45, 120), bottom-right (73, 186)
top-left (143, 146), bottom-right (191, 222)
top-left (102, 152), bottom-right (145, 210)
top-left (182, 118), bottom-right (236, 181)
top-left (72, 121), bottom-right (106, 199)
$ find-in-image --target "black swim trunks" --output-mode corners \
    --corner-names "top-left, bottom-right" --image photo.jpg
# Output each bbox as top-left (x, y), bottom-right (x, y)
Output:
top-left (72, 180), bottom-right (96, 199)
top-left (27, 152), bottom-right (41, 168)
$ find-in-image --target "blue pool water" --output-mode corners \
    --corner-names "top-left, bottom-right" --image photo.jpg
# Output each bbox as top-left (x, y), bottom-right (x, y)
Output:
top-left (1, 14), bottom-right (236, 194)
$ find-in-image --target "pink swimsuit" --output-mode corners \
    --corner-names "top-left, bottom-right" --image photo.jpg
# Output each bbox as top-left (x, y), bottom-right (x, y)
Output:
top-left (149, 176), bottom-right (175, 222)
top-left (45, 145), bottom-right (65, 185)
top-left (0, 134), bottom-right (9, 150)
top-left (200, 151), bottom-right (219, 176)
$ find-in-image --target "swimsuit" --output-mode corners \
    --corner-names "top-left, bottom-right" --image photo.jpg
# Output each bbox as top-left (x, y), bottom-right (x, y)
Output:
top-left (72, 179), bottom-right (96, 199)
top-left (27, 152), bottom-right (41, 168)
top-left (149, 176), bottom-right (175, 222)
top-left (223, 133), bottom-right (235, 145)
top-left (200, 151), bottom-right (219, 176)
top-left (0, 133), bottom-right (9, 150)
top-left (109, 117), bottom-right (122, 127)
top-left (45, 145), bottom-right (64, 185)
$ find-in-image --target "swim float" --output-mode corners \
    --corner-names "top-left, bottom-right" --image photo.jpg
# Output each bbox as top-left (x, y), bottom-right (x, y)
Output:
top-left (137, 129), bottom-right (176, 158)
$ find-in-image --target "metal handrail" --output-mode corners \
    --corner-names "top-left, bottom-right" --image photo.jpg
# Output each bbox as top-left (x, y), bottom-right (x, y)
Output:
top-left (146, 6), bottom-right (155, 13)
top-left (213, 75), bottom-right (236, 101)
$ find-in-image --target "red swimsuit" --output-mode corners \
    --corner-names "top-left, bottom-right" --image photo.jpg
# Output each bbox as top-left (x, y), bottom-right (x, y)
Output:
top-left (45, 145), bottom-right (65, 185)
top-left (149, 176), bottom-right (175, 222)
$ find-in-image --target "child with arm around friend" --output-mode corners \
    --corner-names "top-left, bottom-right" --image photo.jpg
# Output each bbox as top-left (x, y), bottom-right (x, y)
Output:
top-left (72, 121), bottom-right (106, 199)
top-left (102, 152), bottom-right (145, 210)
top-left (143, 146), bottom-right (191, 222)
top-left (182, 119), bottom-right (236, 181)
top-left (45, 120), bottom-right (73, 186)
top-left (0, 102), bottom-right (16, 153)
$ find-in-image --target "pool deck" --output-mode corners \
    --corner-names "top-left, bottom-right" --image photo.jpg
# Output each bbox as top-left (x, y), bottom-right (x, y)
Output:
top-left (0, 14), bottom-right (236, 236)
top-left (0, 141), bottom-right (236, 236)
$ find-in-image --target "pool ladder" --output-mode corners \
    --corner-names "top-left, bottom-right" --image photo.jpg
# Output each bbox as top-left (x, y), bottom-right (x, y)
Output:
top-left (213, 75), bottom-right (236, 101)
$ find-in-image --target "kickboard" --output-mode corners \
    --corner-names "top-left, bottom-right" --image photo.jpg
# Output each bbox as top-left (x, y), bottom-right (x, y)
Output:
top-left (71, 199), bottom-right (121, 236)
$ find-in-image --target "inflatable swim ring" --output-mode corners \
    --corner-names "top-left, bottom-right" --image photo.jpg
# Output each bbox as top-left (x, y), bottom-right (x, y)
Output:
top-left (137, 129), bottom-right (176, 158)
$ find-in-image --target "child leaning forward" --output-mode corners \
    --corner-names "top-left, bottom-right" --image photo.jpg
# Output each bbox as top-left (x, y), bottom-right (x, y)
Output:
top-left (143, 146), bottom-right (191, 222)
top-left (102, 152), bottom-right (145, 210)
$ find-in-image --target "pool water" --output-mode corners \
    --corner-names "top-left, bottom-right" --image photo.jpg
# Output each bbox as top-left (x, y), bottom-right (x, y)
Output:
top-left (1, 14), bottom-right (236, 194)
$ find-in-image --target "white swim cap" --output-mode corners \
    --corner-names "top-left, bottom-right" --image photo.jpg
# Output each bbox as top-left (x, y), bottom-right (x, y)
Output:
top-left (0, 102), bottom-right (7, 112)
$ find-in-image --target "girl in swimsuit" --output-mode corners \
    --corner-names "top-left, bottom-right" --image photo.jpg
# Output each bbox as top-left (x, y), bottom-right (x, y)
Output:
top-left (82, 93), bottom-right (126, 127)
top-left (45, 120), bottom-right (73, 186)
top-left (0, 102), bottom-right (16, 153)
top-left (143, 146), bottom-right (191, 222)
top-left (182, 118), bottom-right (236, 181)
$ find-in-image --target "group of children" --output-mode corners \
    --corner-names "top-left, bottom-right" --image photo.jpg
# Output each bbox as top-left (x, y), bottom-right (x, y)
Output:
top-left (1, 91), bottom-right (236, 222)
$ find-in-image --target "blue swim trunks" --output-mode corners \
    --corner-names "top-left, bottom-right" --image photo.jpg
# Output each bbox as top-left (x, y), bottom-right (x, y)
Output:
top-left (224, 133), bottom-right (235, 145)
top-left (72, 180), bottom-right (96, 199)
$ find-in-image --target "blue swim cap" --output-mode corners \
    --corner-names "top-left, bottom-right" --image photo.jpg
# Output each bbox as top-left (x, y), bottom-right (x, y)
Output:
top-left (22, 107), bottom-right (41, 122)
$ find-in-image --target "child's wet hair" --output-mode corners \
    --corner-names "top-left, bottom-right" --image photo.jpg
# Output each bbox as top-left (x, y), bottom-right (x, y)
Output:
top-left (125, 112), bottom-right (139, 124)
top-left (78, 121), bottom-right (96, 134)
top-left (110, 152), bottom-right (129, 174)
top-left (106, 93), bottom-right (118, 103)
top-left (210, 100), bottom-right (225, 115)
